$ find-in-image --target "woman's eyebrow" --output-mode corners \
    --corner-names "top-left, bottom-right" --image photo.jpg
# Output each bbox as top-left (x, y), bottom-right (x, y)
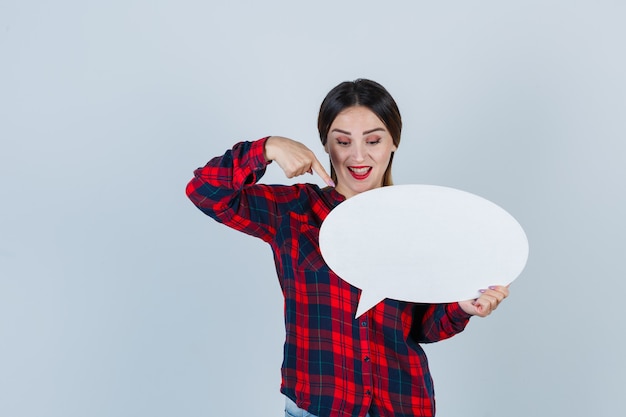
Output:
top-left (331, 127), bottom-right (386, 136)
top-left (363, 127), bottom-right (386, 135)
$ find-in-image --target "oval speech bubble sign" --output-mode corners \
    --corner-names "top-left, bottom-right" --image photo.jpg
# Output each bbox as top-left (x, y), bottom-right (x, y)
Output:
top-left (319, 184), bottom-right (529, 318)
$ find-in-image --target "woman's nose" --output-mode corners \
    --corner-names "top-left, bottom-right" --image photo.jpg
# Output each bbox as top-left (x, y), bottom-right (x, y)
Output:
top-left (352, 143), bottom-right (366, 161)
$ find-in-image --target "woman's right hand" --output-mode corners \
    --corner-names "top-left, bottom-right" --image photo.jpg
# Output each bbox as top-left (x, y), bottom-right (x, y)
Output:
top-left (264, 136), bottom-right (335, 187)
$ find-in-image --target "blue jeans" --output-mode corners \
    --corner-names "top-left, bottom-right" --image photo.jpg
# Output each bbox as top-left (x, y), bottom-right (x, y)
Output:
top-left (285, 396), bottom-right (372, 417)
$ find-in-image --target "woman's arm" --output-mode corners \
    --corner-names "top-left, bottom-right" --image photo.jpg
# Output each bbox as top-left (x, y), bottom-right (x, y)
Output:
top-left (410, 285), bottom-right (510, 343)
top-left (186, 138), bottom-right (280, 242)
top-left (186, 136), bottom-right (333, 242)
top-left (410, 302), bottom-right (472, 344)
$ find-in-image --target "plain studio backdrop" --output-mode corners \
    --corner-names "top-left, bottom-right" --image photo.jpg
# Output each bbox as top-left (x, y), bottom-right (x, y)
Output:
top-left (1, 1), bottom-right (624, 416)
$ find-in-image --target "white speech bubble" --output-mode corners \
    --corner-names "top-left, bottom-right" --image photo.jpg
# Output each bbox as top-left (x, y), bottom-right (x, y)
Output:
top-left (319, 184), bottom-right (529, 317)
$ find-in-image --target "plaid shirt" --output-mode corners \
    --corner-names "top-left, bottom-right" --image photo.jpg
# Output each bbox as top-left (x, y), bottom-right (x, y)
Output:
top-left (186, 138), bottom-right (472, 417)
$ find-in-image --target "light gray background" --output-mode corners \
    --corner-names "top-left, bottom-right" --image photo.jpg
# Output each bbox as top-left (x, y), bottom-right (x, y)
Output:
top-left (1, 1), bottom-right (624, 416)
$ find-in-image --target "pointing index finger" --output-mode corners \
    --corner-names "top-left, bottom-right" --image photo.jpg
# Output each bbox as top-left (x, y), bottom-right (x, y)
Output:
top-left (311, 157), bottom-right (335, 188)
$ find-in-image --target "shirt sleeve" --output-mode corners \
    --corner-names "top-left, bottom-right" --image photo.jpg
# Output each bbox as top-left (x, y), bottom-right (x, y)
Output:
top-left (409, 302), bottom-right (472, 343)
top-left (185, 137), bottom-right (280, 242)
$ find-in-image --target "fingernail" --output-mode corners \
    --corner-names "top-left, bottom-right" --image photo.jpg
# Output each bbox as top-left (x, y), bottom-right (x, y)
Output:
top-left (489, 286), bottom-right (498, 290)
top-left (329, 179), bottom-right (336, 187)
top-left (479, 289), bottom-right (486, 294)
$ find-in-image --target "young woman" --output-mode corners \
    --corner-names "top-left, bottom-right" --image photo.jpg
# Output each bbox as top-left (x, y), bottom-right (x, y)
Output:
top-left (186, 79), bottom-right (508, 417)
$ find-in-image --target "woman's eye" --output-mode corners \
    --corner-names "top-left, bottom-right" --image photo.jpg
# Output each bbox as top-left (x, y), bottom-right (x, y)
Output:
top-left (367, 139), bottom-right (381, 145)
top-left (336, 139), bottom-right (350, 146)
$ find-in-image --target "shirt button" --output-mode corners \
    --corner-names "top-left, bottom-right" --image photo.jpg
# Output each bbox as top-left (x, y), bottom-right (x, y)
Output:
top-left (364, 356), bottom-right (370, 362)
top-left (366, 390), bottom-right (372, 396)
top-left (361, 321), bottom-right (367, 327)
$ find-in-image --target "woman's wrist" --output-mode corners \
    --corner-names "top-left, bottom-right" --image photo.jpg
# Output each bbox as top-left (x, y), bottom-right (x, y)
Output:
top-left (263, 136), bottom-right (276, 162)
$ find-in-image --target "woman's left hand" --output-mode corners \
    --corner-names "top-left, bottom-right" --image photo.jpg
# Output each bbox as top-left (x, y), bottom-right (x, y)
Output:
top-left (458, 285), bottom-right (509, 317)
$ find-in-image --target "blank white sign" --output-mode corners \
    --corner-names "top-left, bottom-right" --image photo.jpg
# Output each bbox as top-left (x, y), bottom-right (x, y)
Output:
top-left (319, 184), bottom-right (529, 317)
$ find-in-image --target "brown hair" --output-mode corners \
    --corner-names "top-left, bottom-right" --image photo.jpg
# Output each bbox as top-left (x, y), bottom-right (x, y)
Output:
top-left (317, 79), bottom-right (402, 186)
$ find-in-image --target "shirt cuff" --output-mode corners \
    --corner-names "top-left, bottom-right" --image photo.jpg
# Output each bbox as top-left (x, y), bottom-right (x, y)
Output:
top-left (448, 302), bottom-right (473, 321)
top-left (250, 136), bottom-right (272, 170)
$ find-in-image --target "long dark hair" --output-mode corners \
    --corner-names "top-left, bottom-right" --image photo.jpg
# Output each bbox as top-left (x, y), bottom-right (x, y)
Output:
top-left (318, 79), bottom-right (402, 186)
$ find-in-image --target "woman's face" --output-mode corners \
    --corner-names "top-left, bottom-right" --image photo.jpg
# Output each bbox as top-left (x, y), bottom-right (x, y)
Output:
top-left (325, 106), bottom-right (397, 199)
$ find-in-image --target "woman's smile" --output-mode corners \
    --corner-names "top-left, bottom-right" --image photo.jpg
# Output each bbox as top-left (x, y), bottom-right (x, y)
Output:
top-left (348, 166), bottom-right (372, 180)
